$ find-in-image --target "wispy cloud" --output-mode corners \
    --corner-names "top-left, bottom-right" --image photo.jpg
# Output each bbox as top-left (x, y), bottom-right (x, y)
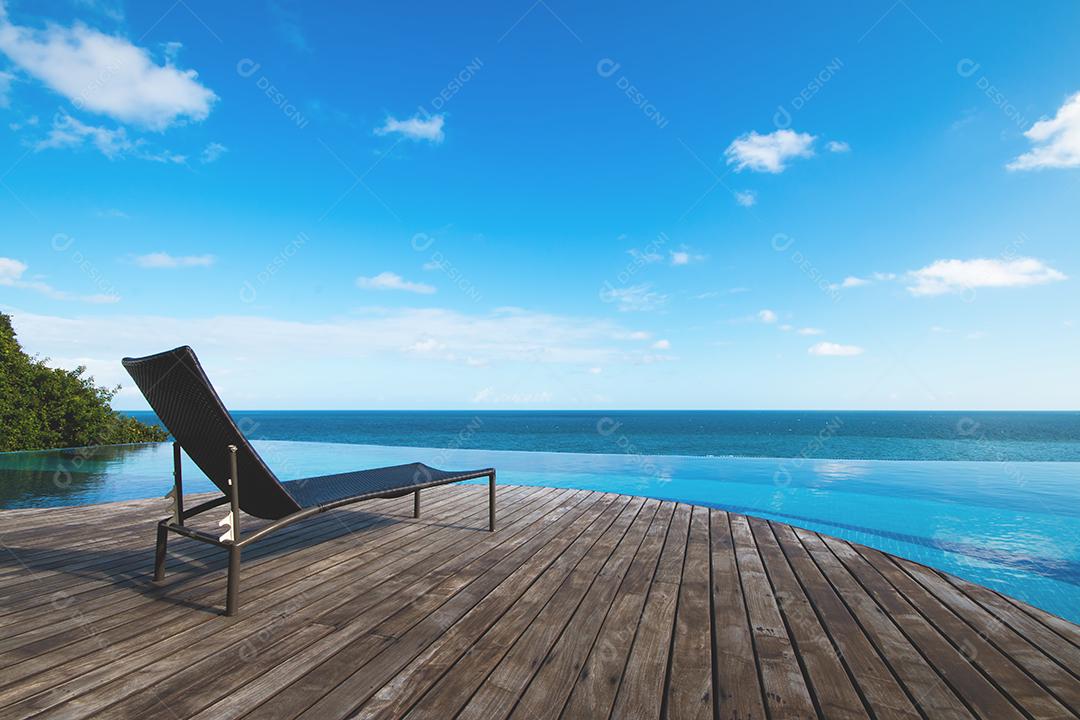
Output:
top-left (0, 256), bottom-right (119, 303)
top-left (651, 339), bottom-right (670, 350)
top-left (808, 341), bottom-right (863, 356)
top-left (826, 140), bottom-right (850, 153)
top-left (797, 327), bottom-right (823, 335)
top-left (600, 283), bottom-right (667, 312)
top-left (134, 252), bottom-right (215, 269)
top-left (827, 275), bottom-right (870, 291)
top-left (734, 190), bottom-right (757, 207)
top-left (906, 257), bottom-right (1066, 296)
top-left (724, 129), bottom-right (815, 173)
top-left (669, 247), bottom-right (704, 266)
top-left (269, 0), bottom-right (310, 53)
top-left (375, 114), bottom-right (444, 143)
top-left (0, 11), bottom-right (216, 130)
top-left (8, 307), bottom-right (673, 386)
top-left (757, 308), bottom-right (777, 324)
top-left (34, 113), bottom-right (187, 163)
top-left (1007, 91), bottom-right (1080, 170)
top-left (200, 142), bottom-right (227, 164)
top-left (0, 68), bottom-right (12, 108)
top-left (73, 0), bottom-right (125, 22)
top-left (357, 271), bottom-right (436, 294)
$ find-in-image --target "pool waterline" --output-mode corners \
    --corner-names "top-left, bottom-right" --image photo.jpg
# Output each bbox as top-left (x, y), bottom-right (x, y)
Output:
top-left (1, 439), bottom-right (1077, 624)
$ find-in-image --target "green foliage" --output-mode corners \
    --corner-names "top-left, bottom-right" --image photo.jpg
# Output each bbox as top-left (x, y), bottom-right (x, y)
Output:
top-left (0, 313), bottom-right (168, 451)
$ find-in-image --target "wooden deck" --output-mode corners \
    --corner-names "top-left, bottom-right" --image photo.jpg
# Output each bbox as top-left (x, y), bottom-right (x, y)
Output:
top-left (0, 485), bottom-right (1078, 719)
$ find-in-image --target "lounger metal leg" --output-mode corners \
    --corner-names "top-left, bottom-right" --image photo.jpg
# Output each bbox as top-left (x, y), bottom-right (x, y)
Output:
top-left (153, 522), bottom-right (168, 581)
top-left (226, 545), bottom-right (241, 616)
top-left (489, 472), bottom-right (496, 532)
top-left (414, 490), bottom-right (421, 518)
top-left (225, 444), bottom-right (241, 616)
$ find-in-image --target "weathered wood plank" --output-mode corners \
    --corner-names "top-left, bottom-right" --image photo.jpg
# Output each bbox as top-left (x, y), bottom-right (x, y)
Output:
top-left (709, 510), bottom-right (768, 720)
top-left (821, 534), bottom-right (1026, 720)
top-left (793, 527), bottom-right (975, 720)
top-left (730, 514), bottom-right (816, 719)
top-left (747, 516), bottom-right (867, 720)
top-left (854, 544), bottom-right (1074, 719)
top-left (770, 522), bottom-right (920, 720)
top-left (0, 488), bottom-right (1077, 720)
top-left (559, 501), bottom-right (676, 720)
top-left (607, 503), bottom-right (691, 720)
top-left (663, 504), bottom-right (713, 720)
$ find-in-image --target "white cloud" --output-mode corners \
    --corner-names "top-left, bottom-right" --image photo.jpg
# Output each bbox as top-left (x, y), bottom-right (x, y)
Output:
top-left (600, 283), bottom-right (667, 312)
top-left (588, 366), bottom-right (602, 374)
top-left (669, 247), bottom-right (704, 266)
top-left (8, 113), bottom-right (38, 131)
top-left (36, 113), bottom-right (131, 157)
top-left (808, 341), bottom-right (863, 356)
top-left (734, 190), bottom-right (757, 207)
top-left (95, 207), bottom-right (128, 218)
top-left (34, 113), bottom-right (186, 162)
top-left (757, 309), bottom-right (777, 324)
top-left (0, 68), bottom-right (12, 107)
top-left (7, 307), bottom-right (672, 387)
top-left (134, 252), bottom-right (214, 269)
top-left (162, 41), bottom-right (182, 62)
top-left (405, 338), bottom-right (444, 354)
top-left (724, 129), bottom-right (816, 173)
top-left (827, 275), bottom-right (870, 291)
top-left (357, 271), bottom-right (436, 294)
top-left (471, 387), bottom-right (553, 405)
top-left (797, 327), bottom-right (823, 336)
top-left (778, 323), bottom-right (793, 332)
top-left (826, 140), bottom-right (850, 153)
top-left (0, 256), bottom-right (27, 283)
top-left (827, 272), bottom-right (897, 291)
top-left (200, 141), bottom-right (227, 164)
top-left (651, 339), bottom-right (670, 350)
top-left (74, 0), bottom-right (125, 22)
top-left (0, 256), bottom-right (119, 303)
top-left (375, 114), bottom-right (444, 143)
top-left (0, 14), bottom-right (216, 130)
top-left (906, 257), bottom-right (1066, 296)
top-left (1007, 91), bottom-right (1080, 170)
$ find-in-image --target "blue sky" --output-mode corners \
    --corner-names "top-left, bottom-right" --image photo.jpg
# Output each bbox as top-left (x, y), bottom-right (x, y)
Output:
top-left (1, 0), bottom-right (1078, 410)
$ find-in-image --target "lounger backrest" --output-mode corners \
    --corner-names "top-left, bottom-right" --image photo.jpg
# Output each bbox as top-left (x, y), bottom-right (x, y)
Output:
top-left (122, 346), bottom-right (301, 520)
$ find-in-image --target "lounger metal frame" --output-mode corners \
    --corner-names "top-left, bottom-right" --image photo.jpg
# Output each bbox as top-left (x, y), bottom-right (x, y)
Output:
top-left (153, 442), bottom-right (497, 616)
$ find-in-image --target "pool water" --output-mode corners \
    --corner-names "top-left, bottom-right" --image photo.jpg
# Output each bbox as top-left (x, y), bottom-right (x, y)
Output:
top-left (1, 440), bottom-right (1078, 624)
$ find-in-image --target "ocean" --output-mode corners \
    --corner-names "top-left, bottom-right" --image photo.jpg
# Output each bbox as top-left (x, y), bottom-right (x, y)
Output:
top-left (126, 409), bottom-right (1080, 462)
top-left (5, 410), bottom-right (1079, 620)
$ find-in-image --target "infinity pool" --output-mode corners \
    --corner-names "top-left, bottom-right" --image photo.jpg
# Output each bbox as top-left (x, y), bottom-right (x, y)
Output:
top-left (1, 440), bottom-right (1077, 623)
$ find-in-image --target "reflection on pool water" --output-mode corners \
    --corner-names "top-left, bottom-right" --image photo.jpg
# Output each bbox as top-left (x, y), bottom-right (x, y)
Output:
top-left (2, 440), bottom-right (1078, 624)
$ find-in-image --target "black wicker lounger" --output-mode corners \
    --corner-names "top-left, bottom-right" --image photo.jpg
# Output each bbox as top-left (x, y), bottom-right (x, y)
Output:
top-left (123, 346), bottom-right (495, 616)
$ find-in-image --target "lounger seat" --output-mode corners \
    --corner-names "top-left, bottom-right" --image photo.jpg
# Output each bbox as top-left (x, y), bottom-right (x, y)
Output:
top-left (281, 463), bottom-right (492, 509)
top-left (122, 345), bottom-right (496, 616)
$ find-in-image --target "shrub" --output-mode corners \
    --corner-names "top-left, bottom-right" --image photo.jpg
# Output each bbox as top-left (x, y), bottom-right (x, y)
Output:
top-left (0, 313), bottom-right (168, 451)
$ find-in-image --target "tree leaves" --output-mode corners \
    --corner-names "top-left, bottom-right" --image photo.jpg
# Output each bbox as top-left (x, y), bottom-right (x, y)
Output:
top-left (0, 313), bottom-right (168, 451)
